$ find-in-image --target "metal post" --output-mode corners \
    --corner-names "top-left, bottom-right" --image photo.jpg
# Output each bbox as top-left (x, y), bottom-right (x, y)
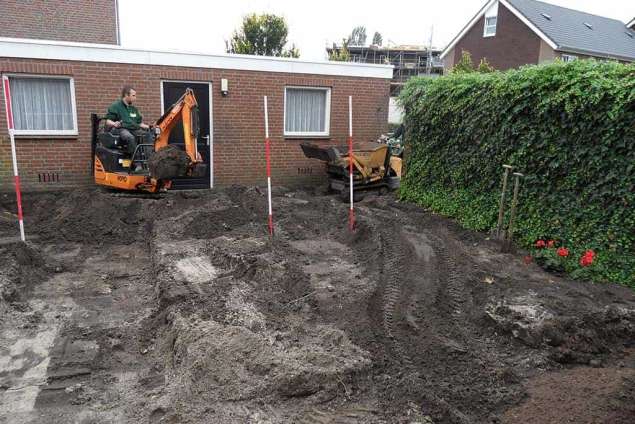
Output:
top-left (2, 75), bottom-right (25, 242)
top-left (348, 96), bottom-right (355, 232)
top-left (507, 172), bottom-right (523, 241)
top-left (496, 164), bottom-right (513, 240)
top-left (263, 96), bottom-right (273, 237)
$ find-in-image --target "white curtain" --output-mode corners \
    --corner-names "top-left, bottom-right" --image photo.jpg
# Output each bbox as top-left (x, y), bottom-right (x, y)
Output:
top-left (285, 88), bottom-right (327, 133)
top-left (10, 77), bottom-right (74, 131)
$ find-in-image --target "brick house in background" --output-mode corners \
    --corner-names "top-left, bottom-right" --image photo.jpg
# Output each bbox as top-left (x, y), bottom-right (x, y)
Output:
top-left (0, 0), bottom-right (120, 45)
top-left (442, 0), bottom-right (635, 71)
top-left (0, 1), bottom-right (391, 190)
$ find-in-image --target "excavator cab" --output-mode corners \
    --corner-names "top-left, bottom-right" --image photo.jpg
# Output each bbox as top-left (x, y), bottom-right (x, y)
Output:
top-left (91, 116), bottom-right (155, 174)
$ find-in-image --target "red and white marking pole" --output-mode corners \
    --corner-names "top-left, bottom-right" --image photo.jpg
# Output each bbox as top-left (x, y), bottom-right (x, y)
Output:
top-left (2, 76), bottom-right (25, 242)
top-left (263, 96), bottom-right (274, 237)
top-left (348, 96), bottom-right (355, 231)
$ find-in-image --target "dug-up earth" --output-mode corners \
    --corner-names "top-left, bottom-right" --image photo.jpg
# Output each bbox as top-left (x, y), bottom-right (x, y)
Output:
top-left (0, 186), bottom-right (633, 424)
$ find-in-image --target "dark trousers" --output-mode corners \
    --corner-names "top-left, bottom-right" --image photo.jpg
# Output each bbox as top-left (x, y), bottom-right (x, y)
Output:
top-left (111, 128), bottom-right (152, 158)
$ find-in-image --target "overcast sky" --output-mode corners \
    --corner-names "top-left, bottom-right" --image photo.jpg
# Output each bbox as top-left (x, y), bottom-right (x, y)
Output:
top-left (119, 0), bottom-right (635, 60)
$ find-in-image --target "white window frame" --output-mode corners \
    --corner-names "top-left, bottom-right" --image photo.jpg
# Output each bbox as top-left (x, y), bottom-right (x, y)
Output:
top-left (483, 16), bottom-right (498, 37)
top-left (3, 73), bottom-right (78, 137)
top-left (283, 86), bottom-right (331, 137)
top-left (483, 1), bottom-right (499, 37)
top-left (561, 54), bottom-right (578, 62)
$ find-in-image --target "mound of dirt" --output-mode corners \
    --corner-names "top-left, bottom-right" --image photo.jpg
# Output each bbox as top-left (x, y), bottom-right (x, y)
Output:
top-left (16, 190), bottom-right (148, 244)
top-left (165, 315), bottom-right (370, 402)
top-left (148, 145), bottom-right (190, 180)
top-left (0, 243), bottom-right (49, 317)
top-left (486, 296), bottom-right (635, 364)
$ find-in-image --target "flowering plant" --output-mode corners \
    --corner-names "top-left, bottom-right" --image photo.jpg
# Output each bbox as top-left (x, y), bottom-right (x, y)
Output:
top-left (529, 238), bottom-right (597, 279)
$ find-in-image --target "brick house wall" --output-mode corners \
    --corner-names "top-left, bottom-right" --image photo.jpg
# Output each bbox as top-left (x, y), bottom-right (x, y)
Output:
top-left (0, 58), bottom-right (390, 190)
top-left (0, 0), bottom-right (118, 45)
top-left (446, 2), bottom-right (542, 71)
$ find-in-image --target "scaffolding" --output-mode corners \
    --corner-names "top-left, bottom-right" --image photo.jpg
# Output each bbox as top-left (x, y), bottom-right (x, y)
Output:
top-left (326, 44), bottom-right (444, 96)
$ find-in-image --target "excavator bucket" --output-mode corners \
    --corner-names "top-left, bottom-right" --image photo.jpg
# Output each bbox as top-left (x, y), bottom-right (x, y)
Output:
top-left (148, 145), bottom-right (189, 180)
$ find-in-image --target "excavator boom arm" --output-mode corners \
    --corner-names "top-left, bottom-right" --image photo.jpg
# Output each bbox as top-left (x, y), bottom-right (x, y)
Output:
top-left (154, 88), bottom-right (199, 163)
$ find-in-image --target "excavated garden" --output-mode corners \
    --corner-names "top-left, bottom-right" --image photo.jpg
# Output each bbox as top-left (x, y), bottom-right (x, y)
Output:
top-left (0, 187), bottom-right (633, 423)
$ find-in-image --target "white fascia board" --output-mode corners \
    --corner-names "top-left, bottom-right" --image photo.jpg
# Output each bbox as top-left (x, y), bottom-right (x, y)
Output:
top-left (628, 18), bottom-right (635, 28)
top-left (440, 0), bottom-right (498, 59)
top-left (499, 0), bottom-right (557, 49)
top-left (0, 37), bottom-right (393, 79)
top-left (440, 0), bottom-right (558, 59)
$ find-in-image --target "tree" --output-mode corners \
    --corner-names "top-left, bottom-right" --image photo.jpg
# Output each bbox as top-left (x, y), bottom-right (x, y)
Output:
top-left (451, 50), bottom-right (475, 73)
top-left (328, 39), bottom-right (351, 62)
top-left (349, 26), bottom-right (367, 46)
top-left (477, 58), bottom-right (495, 73)
top-left (226, 14), bottom-right (300, 58)
top-left (451, 50), bottom-right (496, 74)
top-left (372, 31), bottom-right (382, 46)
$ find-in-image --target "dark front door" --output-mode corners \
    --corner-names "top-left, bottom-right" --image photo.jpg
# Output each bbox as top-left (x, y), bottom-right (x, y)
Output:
top-left (161, 81), bottom-right (211, 189)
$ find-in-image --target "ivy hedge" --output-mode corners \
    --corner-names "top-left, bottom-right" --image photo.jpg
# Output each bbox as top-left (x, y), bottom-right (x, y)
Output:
top-left (399, 60), bottom-right (635, 288)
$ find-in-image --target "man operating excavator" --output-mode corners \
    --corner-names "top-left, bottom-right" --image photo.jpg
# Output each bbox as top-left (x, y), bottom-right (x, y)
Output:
top-left (105, 86), bottom-right (153, 171)
top-left (93, 87), bottom-right (206, 193)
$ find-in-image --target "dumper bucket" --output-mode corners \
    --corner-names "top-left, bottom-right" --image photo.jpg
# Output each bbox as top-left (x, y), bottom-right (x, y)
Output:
top-left (300, 143), bottom-right (340, 162)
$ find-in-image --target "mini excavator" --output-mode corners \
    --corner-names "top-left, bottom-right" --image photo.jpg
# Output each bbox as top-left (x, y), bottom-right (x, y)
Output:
top-left (91, 88), bottom-right (206, 193)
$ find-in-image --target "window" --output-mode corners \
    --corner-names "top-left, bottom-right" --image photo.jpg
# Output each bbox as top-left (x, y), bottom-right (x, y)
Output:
top-left (561, 54), bottom-right (578, 62)
top-left (5, 75), bottom-right (77, 136)
top-left (483, 1), bottom-right (499, 37)
top-left (484, 17), bottom-right (498, 37)
top-left (284, 87), bottom-right (331, 137)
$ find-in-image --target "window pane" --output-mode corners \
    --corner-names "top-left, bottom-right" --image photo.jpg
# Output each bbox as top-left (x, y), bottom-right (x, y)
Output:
top-left (10, 77), bottom-right (74, 131)
top-left (285, 88), bottom-right (327, 134)
top-left (485, 17), bottom-right (497, 35)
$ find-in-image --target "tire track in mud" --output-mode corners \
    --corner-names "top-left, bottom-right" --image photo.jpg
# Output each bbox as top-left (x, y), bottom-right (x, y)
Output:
top-left (377, 229), bottom-right (415, 368)
top-left (431, 236), bottom-right (466, 326)
top-left (366, 206), bottom-right (476, 423)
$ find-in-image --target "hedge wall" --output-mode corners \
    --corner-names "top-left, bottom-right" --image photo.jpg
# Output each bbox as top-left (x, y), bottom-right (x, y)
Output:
top-left (399, 60), bottom-right (635, 288)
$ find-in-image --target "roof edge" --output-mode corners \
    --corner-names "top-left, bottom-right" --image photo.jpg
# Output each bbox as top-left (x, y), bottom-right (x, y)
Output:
top-left (556, 47), bottom-right (635, 62)
top-left (440, 0), bottom-right (558, 60)
top-left (0, 37), bottom-right (394, 79)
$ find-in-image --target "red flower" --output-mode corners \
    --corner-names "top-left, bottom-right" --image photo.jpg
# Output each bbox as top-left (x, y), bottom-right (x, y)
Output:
top-left (557, 247), bottom-right (569, 257)
top-left (535, 240), bottom-right (546, 248)
top-left (547, 240), bottom-right (555, 248)
top-left (579, 250), bottom-right (595, 267)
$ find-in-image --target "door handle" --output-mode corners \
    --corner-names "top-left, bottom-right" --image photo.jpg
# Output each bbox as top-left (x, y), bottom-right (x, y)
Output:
top-left (202, 135), bottom-right (210, 146)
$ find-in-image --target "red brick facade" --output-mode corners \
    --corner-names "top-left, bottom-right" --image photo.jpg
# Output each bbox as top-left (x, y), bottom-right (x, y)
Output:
top-left (0, 0), bottom-right (119, 45)
top-left (449, 3), bottom-right (541, 70)
top-left (0, 58), bottom-right (390, 189)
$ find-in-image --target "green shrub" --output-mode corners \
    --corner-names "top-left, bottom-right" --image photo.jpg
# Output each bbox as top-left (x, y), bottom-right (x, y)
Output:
top-left (399, 60), bottom-right (635, 288)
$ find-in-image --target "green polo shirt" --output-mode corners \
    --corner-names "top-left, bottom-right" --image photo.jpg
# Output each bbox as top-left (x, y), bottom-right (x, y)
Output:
top-left (106, 100), bottom-right (143, 130)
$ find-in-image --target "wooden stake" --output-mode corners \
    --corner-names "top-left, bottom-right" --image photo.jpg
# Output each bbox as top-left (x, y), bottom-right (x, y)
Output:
top-left (496, 164), bottom-right (513, 240)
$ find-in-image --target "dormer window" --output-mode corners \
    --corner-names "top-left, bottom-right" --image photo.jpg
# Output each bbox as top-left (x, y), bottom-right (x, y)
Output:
top-left (484, 17), bottom-right (498, 36)
top-left (484, 2), bottom-right (499, 37)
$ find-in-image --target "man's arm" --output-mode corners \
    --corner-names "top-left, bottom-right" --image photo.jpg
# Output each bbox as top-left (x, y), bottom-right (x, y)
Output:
top-left (105, 104), bottom-right (121, 128)
top-left (136, 110), bottom-right (149, 130)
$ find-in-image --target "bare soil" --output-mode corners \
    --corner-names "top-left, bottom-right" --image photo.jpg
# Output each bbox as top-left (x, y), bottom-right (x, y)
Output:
top-left (0, 187), bottom-right (633, 423)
